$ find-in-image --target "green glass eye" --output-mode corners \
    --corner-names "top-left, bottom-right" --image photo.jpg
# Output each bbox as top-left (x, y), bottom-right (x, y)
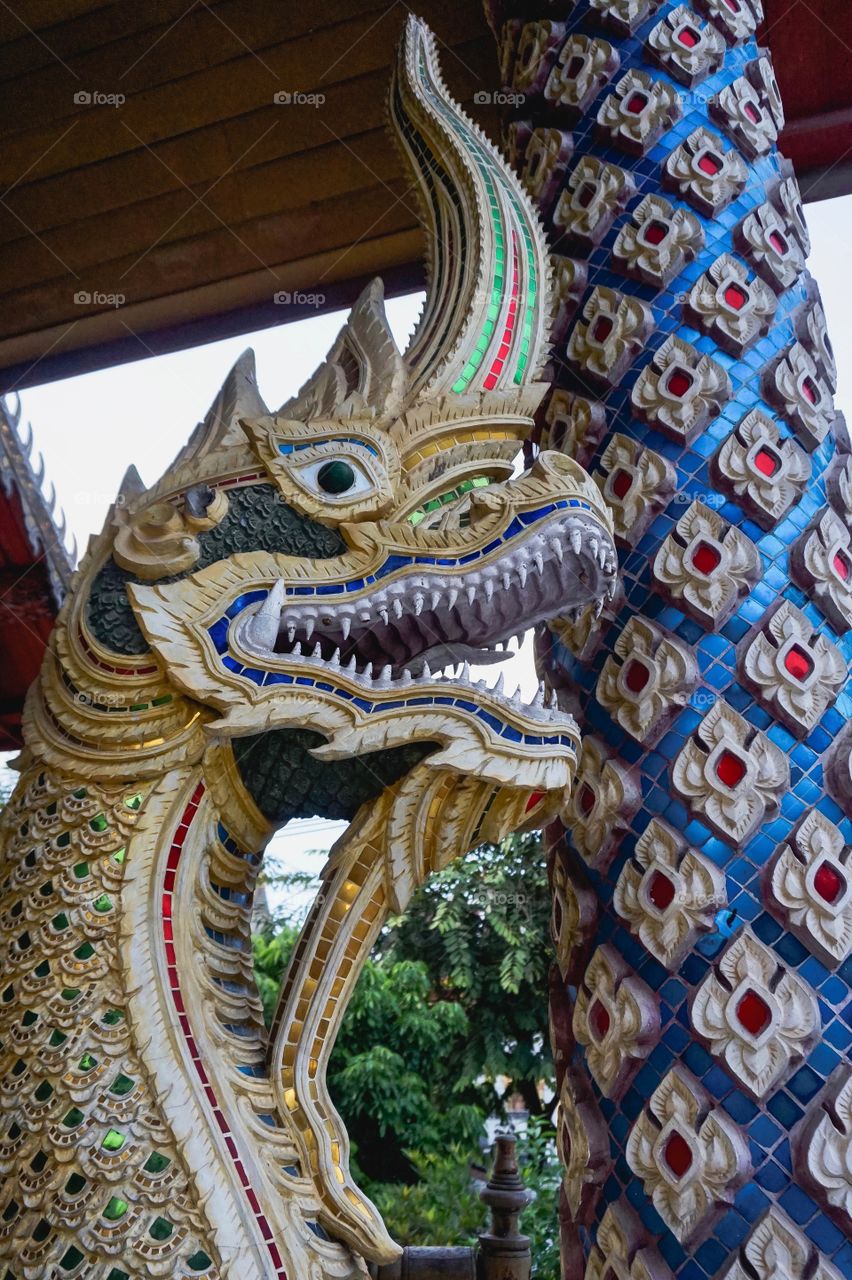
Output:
top-left (317, 460), bottom-right (356, 495)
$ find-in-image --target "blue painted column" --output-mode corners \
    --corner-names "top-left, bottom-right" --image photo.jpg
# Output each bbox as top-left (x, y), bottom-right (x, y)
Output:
top-left (491, 3), bottom-right (852, 1276)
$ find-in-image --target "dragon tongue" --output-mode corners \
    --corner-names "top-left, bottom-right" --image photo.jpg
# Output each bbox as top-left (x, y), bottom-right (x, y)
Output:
top-left (408, 642), bottom-right (512, 675)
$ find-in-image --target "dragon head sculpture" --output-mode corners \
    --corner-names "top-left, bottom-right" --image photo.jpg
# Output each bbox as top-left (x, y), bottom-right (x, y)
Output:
top-left (16, 16), bottom-right (615, 1275)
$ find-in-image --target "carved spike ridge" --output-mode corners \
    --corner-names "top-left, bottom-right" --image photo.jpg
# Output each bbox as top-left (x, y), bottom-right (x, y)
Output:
top-left (391, 15), bottom-right (554, 404)
top-left (173, 348), bottom-right (269, 464)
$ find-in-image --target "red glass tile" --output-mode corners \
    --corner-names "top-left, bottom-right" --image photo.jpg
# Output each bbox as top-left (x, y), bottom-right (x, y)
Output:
top-left (814, 862), bottom-right (845, 904)
top-left (624, 659), bottom-right (650, 693)
top-left (578, 182), bottom-right (596, 209)
top-left (525, 791), bottom-right (544, 813)
top-left (267, 1242), bottom-right (284, 1270)
top-left (627, 92), bottom-right (648, 114)
top-left (593, 315), bottom-right (614, 342)
top-left (736, 989), bottom-right (771, 1037)
top-left (247, 1190), bottom-right (261, 1214)
top-left (172, 990), bottom-right (184, 1014)
top-left (235, 1161), bottom-right (250, 1186)
top-left (566, 55), bottom-right (585, 79)
top-left (214, 1111), bottom-right (230, 1134)
top-left (179, 1014), bottom-right (191, 1035)
top-left (784, 645), bottom-right (813, 681)
top-left (164, 942), bottom-right (175, 967)
top-left (483, 373), bottom-right (499, 391)
top-left (692, 542), bottom-right (721, 575)
top-left (162, 920), bottom-right (173, 942)
top-left (834, 552), bottom-right (850, 581)
top-left (163, 870), bottom-right (176, 892)
top-left (590, 999), bottom-right (611, 1039)
top-left (667, 369), bottom-right (694, 398)
top-left (196, 1063), bottom-right (208, 1084)
top-left (678, 26), bottom-right (699, 47)
top-left (226, 1137), bottom-right (238, 1158)
top-left (802, 377), bottom-right (818, 405)
top-left (648, 870), bottom-right (676, 911)
top-left (643, 220), bottom-right (669, 246)
top-left (698, 152), bottom-right (722, 176)
top-left (664, 1132), bottom-right (693, 1178)
top-left (611, 468), bottom-right (633, 499)
top-left (724, 284), bottom-right (748, 311)
top-left (497, 342), bottom-right (511, 360)
top-left (769, 230), bottom-right (788, 255)
top-left (723, 0), bottom-right (741, 10)
top-left (579, 784), bottom-right (596, 817)
top-left (161, 895), bottom-right (172, 919)
top-left (716, 750), bottom-right (746, 788)
top-left (744, 102), bottom-right (760, 123)
top-left (754, 448), bottom-right (779, 477)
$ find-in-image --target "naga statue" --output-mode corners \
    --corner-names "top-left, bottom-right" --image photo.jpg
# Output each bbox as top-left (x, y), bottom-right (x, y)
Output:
top-left (0, 17), bottom-right (618, 1280)
top-left (492, 1), bottom-right (852, 1277)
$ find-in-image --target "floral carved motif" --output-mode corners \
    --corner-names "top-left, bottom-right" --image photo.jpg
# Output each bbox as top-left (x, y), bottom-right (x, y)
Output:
top-left (626, 1066), bottom-right (750, 1245)
top-left (551, 839), bottom-right (598, 983)
top-left (563, 736), bottom-right (640, 871)
top-left (511, 21), bottom-right (565, 95)
top-left (549, 255), bottom-right (589, 346)
top-left (711, 65), bottom-right (782, 159)
top-left (573, 944), bottom-right (660, 1099)
top-left (594, 433), bottom-right (676, 546)
top-left (588, 0), bottom-right (665, 37)
top-left (827, 452), bottom-right (852, 524)
top-left (545, 33), bottom-right (621, 118)
top-left (712, 408), bottom-right (811, 530)
top-left (763, 341), bottom-right (836, 452)
top-left (652, 500), bottom-right (760, 628)
top-left (798, 1066), bottom-right (852, 1232)
top-left (557, 1065), bottom-right (610, 1222)
top-left (718, 1206), bottom-right (843, 1280)
top-left (693, 0), bottom-right (763, 46)
top-left (597, 617), bottom-right (697, 744)
top-left (646, 5), bottom-right (726, 86)
top-left (567, 287), bottom-right (654, 389)
top-left (584, 1201), bottom-right (675, 1280)
top-left (614, 818), bottom-right (726, 969)
top-left (740, 600), bottom-right (847, 736)
top-left (791, 508), bottom-right (852, 634)
top-left (541, 388), bottom-right (607, 468)
top-left (684, 253), bottom-right (777, 356)
top-left (613, 193), bottom-right (704, 288)
top-left (553, 155), bottom-right (636, 250)
top-left (797, 294), bottom-right (838, 392)
top-left (596, 68), bottom-right (681, 155)
top-left (548, 589), bottom-right (623, 665)
top-left (663, 126), bottom-right (748, 218)
top-left (691, 929), bottom-right (819, 1098)
top-left (519, 129), bottom-right (575, 216)
top-left (775, 172), bottom-right (811, 255)
top-left (767, 810), bottom-right (852, 968)
top-left (631, 337), bottom-right (732, 443)
top-left (736, 197), bottom-right (806, 293)
top-left (672, 700), bottom-right (789, 847)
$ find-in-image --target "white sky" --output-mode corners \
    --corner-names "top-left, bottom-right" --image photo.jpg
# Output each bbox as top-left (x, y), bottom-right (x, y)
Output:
top-left (7, 194), bottom-right (852, 912)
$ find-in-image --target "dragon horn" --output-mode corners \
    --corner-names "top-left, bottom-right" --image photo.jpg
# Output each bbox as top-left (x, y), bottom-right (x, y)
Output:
top-left (391, 14), bottom-right (553, 405)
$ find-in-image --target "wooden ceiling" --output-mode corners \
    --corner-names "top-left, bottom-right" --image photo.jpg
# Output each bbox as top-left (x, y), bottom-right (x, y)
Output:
top-left (0, 0), bottom-right (849, 392)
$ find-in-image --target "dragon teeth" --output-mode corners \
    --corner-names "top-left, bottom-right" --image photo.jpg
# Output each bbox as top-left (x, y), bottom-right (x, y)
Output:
top-left (346, 655), bottom-right (357, 673)
top-left (466, 586), bottom-right (476, 605)
top-left (570, 530), bottom-right (582, 554)
top-left (330, 648), bottom-right (341, 667)
top-left (393, 598), bottom-right (404, 619)
top-left (414, 594), bottom-right (424, 616)
top-left (292, 641), bottom-right (302, 656)
top-left (379, 607), bottom-right (389, 625)
top-left (305, 618), bottom-right (315, 641)
top-left (502, 572), bottom-right (511, 591)
top-left (519, 564), bottom-right (527, 588)
top-left (341, 617), bottom-right (351, 641)
top-left (534, 552), bottom-right (544, 574)
top-left (485, 580), bottom-right (494, 601)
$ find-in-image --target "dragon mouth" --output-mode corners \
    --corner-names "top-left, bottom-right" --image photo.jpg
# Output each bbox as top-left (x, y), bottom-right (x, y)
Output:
top-left (235, 509), bottom-right (616, 695)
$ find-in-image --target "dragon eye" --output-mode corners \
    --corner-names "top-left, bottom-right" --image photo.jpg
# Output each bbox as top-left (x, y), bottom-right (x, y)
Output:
top-left (317, 460), bottom-right (356, 494)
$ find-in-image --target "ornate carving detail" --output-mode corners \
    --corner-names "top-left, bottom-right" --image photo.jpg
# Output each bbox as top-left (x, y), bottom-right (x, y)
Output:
top-left (540, 388), bottom-right (607, 468)
top-left (613, 192), bottom-right (704, 288)
top-left (518, 128), bottom-right (575, 216)
top-left (584, 1201), bottom-right (675, 1280)
top-left (557, 1066), bottom-right (609, 1222)
top-left (646, 6), bottom-right (726, 86)
top-left (736, 197), bottom-right (806, 293)
top-left (615, 818), bottom-right (726, 969)
top-left (511, 20), bottom-right (565, 95)
top-left (551, 843), bottom-right (598, 983)
top-left (652, 500), bottom-right (760, 628)
top-left (596, 68), bottom-right (681, 155)
top-left (597, 616), bottom-right (697, 744)
top-left (712, 408), bottom-right (811, 530)
top-left (672, 700), bottom-right (789, 846)
top-left (548, 591), bottom-right (622, 665)
top-left (719, 1206), bottom-right (844, 1280)
top-left (791, 509), bottom-right (852, 634)
top-left (574, 945), bottom-right (660, 1098)
top-left (631, 337), bottom-right (732, 443)
top-left (827, 452), bottom-right (852, 524)
top-left (663, 126), bottom-right (748, 217)
top-left (593, 432), bottom-right (676, 545)
top-left (711, 65), bottom-right (781, 159)
top-left (693, 0), bottom-right (763, 46)
top-left (553, 155), bottom-right (636, 250)
top-left (545, 33), bottom-right (621, 118)
top-left (113, 487), bottom-right (229, 581)
top-left (798, 1065), bottom-right (852, 1231)
top-left (549, 255), bottom-right (588, 346)
top-left (563, 736), bottom-right (640, 871)
top-left (767, 811), bottom-right (852, 968)
top-left (684, 253), bottom-right (777, 356)
top-left (741, 600), bottom-right (846, 735)
top-left (626, 1066), bottom-right (750, 1245)
top-left (775, 172), bottom-right (811, 256)
top-left (691, 929), bottom-right (819, 1098)
top-left (763, 341), bottom-right (836, 452)
top-left (588, 0), bottom-right (665, 37)
top-left (748, 56), bottom-right (786, 132)
top-left (797, 295), bottom-right (838, 392)
top-left (566, 287), bottom-right (654, 388)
